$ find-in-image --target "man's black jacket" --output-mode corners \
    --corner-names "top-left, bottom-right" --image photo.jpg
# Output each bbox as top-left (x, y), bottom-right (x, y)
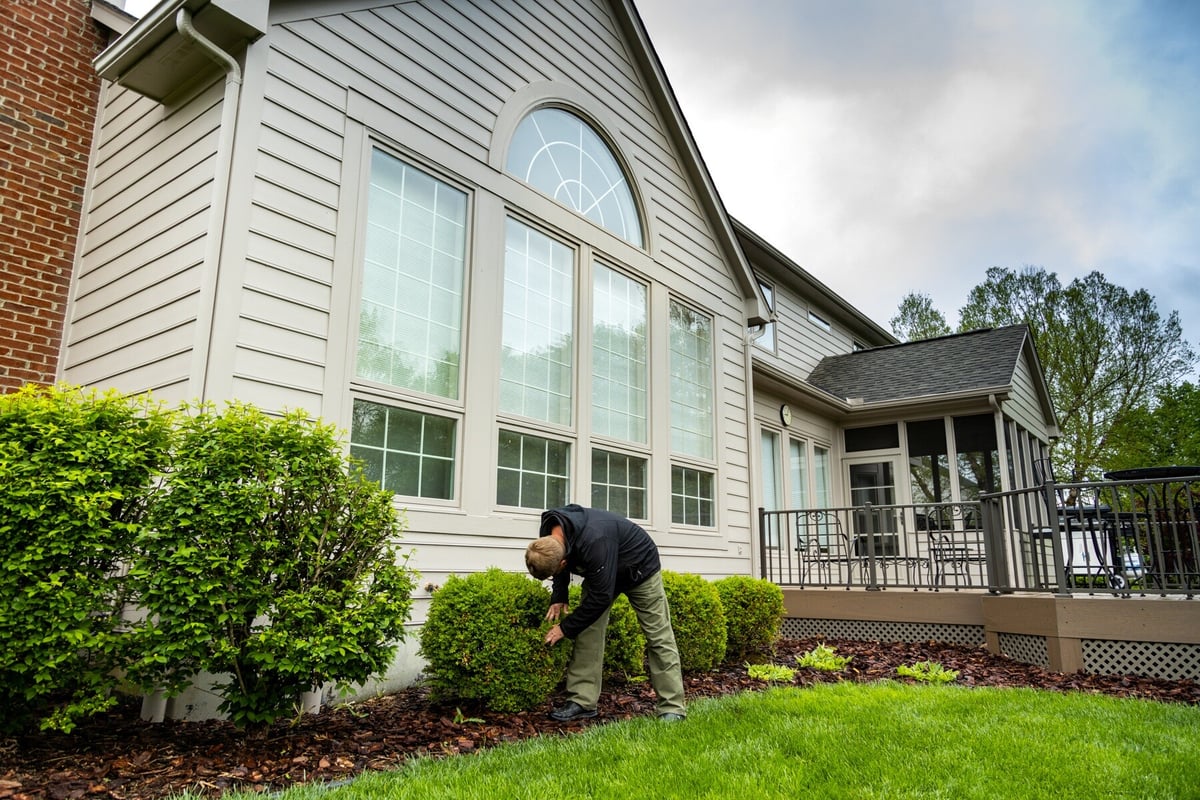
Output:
top-left (539, 505), bottom-right (661, 639)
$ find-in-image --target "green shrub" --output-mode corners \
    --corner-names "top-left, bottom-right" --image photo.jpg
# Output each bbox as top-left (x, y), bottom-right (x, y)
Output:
top-left (126, 403), bottom-right (416, 729)
top-left (568, 586), bottom-right (647, 680)
top-left (897, 661), bottom-right (960, 683)
top-left (796, 642), bottom-right (852, 672)
top-left (661, 571), bottom-right (727, 672)
top-left (0, 385), bottom-right (171, 733)
top-left (419, 568), bottom-right (570, 712)
top-left (714, 576), bottom-right (784, 662)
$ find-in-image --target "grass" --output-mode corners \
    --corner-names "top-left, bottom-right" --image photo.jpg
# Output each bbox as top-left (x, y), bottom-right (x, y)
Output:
top-left (218, 682), bottom-right (1200, 800)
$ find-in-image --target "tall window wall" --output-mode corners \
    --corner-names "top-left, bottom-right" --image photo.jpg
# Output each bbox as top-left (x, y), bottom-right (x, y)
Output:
top-left (349, 149), bottom-right (467, 501)
top-left (348, 104), bottom-right (722, 530)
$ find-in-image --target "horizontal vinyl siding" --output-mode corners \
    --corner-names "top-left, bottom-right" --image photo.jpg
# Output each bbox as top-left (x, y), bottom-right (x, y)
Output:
top-left (63, 80), bottom-right (223, 394)
top-left (258, 0), bottom-right (750, 575)
top-left (762, 278), bottom-right (857, 377)
top-left (226, 58), bottom-right (346, 417)
top-left (1007, 353), bottom-right (1051, 440)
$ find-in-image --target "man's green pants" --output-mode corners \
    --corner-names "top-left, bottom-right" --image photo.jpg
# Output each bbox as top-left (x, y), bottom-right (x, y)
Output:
top-left (565, 570), bottom-right (686, 717)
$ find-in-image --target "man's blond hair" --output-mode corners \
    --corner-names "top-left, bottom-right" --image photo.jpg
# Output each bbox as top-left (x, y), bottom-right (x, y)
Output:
top-left (526, 536), bottom-right (565, 580)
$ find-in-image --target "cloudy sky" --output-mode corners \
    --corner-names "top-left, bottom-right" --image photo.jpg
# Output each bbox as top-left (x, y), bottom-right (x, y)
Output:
top-left (123, 0), bottom-right (1198, 358)
top-left (635, 0), bottom-right (1199, 356)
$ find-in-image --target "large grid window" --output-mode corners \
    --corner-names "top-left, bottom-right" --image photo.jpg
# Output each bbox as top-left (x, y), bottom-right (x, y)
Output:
top-left (356, 150), bottom-right (466, 398)
top-left (497, 429), bottom-right (570, 509)
top-left (592, 264), bottom-right (647, 443)
top-left (350, 399), bottom-right (455, 499)
top-left (672, 465), bottom-right (714, 526)
top-left (591, 449), bottom-right (647, 519)
top-left (500, 219), bottom-right (574, 425)
top-left (506, 107), bottom-right (643, 247)
top-left (669, 301), bottom-right (714, 460)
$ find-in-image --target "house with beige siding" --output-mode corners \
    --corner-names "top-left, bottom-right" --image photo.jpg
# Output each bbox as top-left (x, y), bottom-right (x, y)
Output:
top-left (51, 0), bottom-right (1068, 712)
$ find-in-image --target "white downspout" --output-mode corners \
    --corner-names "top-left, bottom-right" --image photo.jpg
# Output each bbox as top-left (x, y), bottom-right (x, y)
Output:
top-left (176, 8), bottom-right (242, 401)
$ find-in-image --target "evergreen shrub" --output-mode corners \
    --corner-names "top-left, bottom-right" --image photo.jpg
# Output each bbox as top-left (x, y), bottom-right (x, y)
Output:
top-left (661, 570), bottom-right (727, 671)
top-left (0, 385), bottom-right (171, 733)
top-left (714, 575), bottom-right (784, 662)
top-left (126, 403), bottom-right (416, 729)
top-left (420, 568), bottom-right (570, 712)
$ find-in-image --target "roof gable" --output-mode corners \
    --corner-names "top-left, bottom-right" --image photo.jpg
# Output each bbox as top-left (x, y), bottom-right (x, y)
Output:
top-left (807, 325), bottom-right (1031, 404)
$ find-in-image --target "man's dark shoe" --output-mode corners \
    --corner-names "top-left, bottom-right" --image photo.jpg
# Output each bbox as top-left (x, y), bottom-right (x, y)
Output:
top-left (658, 712), bottom-right (686, 722)
top-left (549, 701), bottom-right (598, 722)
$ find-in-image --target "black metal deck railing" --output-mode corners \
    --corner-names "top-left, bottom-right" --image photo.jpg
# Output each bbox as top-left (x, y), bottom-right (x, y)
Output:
top-left (759, 471), bottom-right (1199, 598)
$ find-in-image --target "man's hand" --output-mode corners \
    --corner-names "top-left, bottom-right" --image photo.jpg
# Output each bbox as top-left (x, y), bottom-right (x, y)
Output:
top-left (544, 624), bottom-right (565, 646)
top-left (545, 603), bottom-right (569, 622)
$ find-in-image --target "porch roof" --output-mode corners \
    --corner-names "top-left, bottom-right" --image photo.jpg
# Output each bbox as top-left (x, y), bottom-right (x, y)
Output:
top-left (806, 325), bottom-right (1030, 404)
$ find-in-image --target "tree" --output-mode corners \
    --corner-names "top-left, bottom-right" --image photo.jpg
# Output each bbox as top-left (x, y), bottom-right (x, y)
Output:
top-left (1104, 383), bottom-right (1200, 473)
top-left (957, 266), bottom-right (1195, 480)
top-left (889, 292), bottom-right (952, 342)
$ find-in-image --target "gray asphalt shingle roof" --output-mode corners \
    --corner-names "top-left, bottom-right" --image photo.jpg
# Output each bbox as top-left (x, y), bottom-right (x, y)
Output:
top-left (806, 325), bottom-right (1030, 404)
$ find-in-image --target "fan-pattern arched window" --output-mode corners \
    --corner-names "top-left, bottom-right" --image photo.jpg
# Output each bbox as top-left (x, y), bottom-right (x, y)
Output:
top-left (506, 107), bottom-right (643, 247)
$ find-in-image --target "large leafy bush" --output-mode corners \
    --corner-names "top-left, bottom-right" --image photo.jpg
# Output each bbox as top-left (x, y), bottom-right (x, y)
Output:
top-left (0, 385), bottom-right (171, 732)
top-left (714, 575), bottom-right (784, 662)
top-left (568, 585), bottom-right (647, 680)
top-left (419, 568), bottom-right (570, 712)
top-left (126, 403), bottom-right (416, 729)
top-left (661, 570), bottom-right (727, 672)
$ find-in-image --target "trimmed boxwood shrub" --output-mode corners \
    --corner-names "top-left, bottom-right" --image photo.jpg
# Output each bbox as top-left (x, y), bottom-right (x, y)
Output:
top-left (661, 570), bottom-right (727, 672)
top-left (0, 385), bottom-right (171, 733)
top-left (714, 575), bottom-right (784, 662)
top-left (568, 586), bottom-right (647, 680)
top-left (420, 568), bottom-right (570, 712)
top-left (126, 403), bottom-right (416, 729)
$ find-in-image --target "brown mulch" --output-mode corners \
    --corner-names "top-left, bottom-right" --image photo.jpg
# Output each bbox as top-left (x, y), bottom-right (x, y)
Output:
top-left (3, 637), bottom-right (1197, 800)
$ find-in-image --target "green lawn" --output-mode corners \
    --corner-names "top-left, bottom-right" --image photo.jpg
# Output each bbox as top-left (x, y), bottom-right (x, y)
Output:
top-left (232, 682), bottom-right (1200, 800)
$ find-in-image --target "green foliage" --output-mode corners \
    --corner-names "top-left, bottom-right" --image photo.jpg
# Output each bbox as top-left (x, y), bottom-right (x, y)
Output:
top-left (745, 662), bottom-right (795, 683)
top-left (0, 385), bottom-right (171, 733)
top-left (126, 403), bottom-right (415, 729)
top-left (419, 568), bottom-right (570, 713)
top-left (957, 266), bottom-right (1195, 480)
top-left (713, 576), bottom-right (783, 662)
top-left (896, 661), bottom-right (960, 683)
top-left (1105, 382), bottom-right (1200, 472)
top-left (890, 292), bottom-right (952, 342)
top-left (661, 571), bottom-right (727, 672)
top-left (795, 642), bottom-right (852, 672)
top-left (568, 586), bottom-right (646, 680)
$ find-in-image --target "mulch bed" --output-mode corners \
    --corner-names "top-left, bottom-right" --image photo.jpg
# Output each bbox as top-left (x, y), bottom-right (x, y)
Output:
top-left (3, 637), bottom-right (1197, 800)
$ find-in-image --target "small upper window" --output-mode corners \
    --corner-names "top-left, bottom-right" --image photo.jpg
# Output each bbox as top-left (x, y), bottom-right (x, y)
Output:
top-left (506, 107), bottom-right (643, 247)
top-left (808, 309), bottom-right (831, 332)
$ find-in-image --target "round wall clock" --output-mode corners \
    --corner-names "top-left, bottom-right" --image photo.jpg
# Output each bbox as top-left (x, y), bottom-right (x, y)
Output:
top-left (780, 404), bottom-right (792, 427)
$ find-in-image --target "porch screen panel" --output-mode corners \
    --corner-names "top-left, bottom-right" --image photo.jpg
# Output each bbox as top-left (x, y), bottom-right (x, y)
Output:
top-left (907, 418), bottom-right (951, 528)
top-left (500, 219), bottom-right (574, 425)
top-left (356, 150), bottom-right (466, 399)
top-left (954, 414), bottom-right (998, 499)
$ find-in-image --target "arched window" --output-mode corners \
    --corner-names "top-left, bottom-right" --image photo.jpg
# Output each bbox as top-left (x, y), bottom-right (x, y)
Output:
top-left (506, 107), bottom-right (643, 247)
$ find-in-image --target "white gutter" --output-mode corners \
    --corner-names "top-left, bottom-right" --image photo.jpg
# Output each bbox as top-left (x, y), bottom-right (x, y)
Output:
top-left (174, 8), bottom-right (241, 401)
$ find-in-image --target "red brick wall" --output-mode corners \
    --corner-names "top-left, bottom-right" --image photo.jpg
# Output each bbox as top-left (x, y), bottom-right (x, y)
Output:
top-left (0, 0), bottom-right (108, 392)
